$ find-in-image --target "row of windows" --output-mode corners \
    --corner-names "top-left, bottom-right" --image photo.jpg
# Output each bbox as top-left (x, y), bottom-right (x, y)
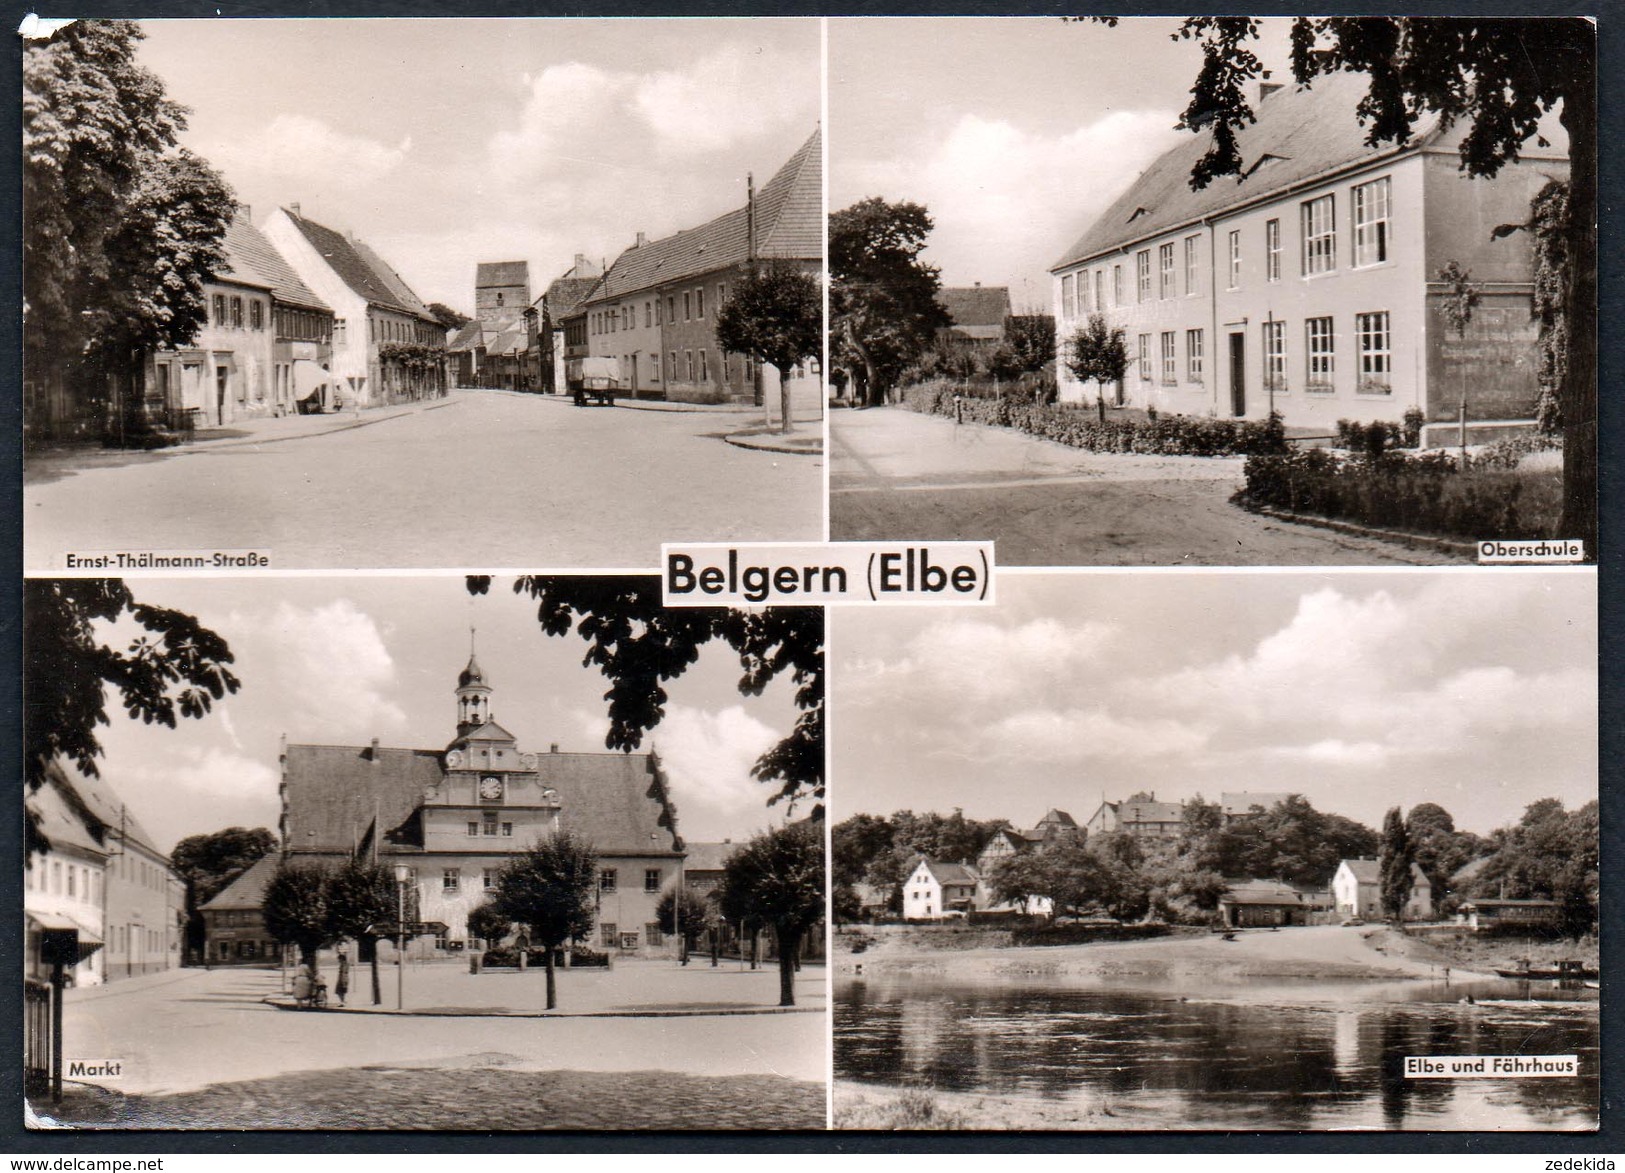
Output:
top-left (108, 924), bottom-right (170, 957)
top-left (466, 815), bottom-right (515, 838)
top-left (599, 867), bottom-right (664, 893)
top-left (211, 293), bottom-right (266, 331)
top-left (598, 923), bottom-right (665, 948)
top-left (1230, 176), bottom-right (1392, 289)
top-left (589, 281), bottom-right (731, 338)
top-left (27, 858), bottom-right (101, 904)
top-left (438, 866), bottom-right (666, 895)
top-left (1062, 175), bottom-right (1394, 315)
top-left (1134, 311), bottom-right (1392, 394)
top-left (370, 316), bottom-right (439, 345)
top-left (273, 305), bottom-right (332, 344)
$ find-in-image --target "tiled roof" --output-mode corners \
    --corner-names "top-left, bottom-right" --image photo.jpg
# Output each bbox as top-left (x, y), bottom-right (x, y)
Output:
top-left (476, 261), bottom-right (530, 289)
top-left (351, 238), bottom-right (436, 322)
top-left (484, 321), bottom-right (528, 357)
top-left (199, 852), bottom-right (280, 912)
top-left (447, 321), bottom-right (486, 352)
top-left (280, 209), bottom-right (434, 319)
top-left (542, 275), bottom-right (602, 320)
top-left (1117, 800), bottom-right (1184, 824)
top-left (682, 841), bottom-right (738, 875)
top-left (223, 213), bottom-right (329, 313)
top-left (1223, 889), bottom-right (1305, 906)
top-left (29, 774), bottom-right (107, 858)
top-left (587, 126), bottom-right (821, 305)
top-left (1340, 858), bottom-right (1381, 884)
top-left (50, 761), bottom-right (166, 859)
top-left (282, 743), bottom-right (679, 858)
top-left (1053, 72), bottom-right (1442, 271)
top-left (919, 858), bottom-right (978, 886)
top-left (939, 286), bottom-right (1011, 329)
top-left (1036, 809), bottom-right (1076, 827)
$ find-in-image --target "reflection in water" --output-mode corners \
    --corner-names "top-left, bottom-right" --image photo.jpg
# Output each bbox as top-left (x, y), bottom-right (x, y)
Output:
top-left (836, 975), bottom-right (1598, 1131)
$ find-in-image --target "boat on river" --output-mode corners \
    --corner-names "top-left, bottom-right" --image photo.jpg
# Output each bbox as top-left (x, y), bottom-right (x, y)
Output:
top-left (1494, 960), bottom-right (1598, 981)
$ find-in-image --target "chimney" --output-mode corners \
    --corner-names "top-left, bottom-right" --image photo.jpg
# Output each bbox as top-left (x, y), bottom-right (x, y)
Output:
top-left (635, 231), bottom-right (647, 248)
top-left (370, 737), bottom-right (380, 760)
top-left (1259, 70), bottom-right (1283, 101)
top-left (237, 203), bottom-right (251, 222)
top-left (550, 743), bottom-right (559, 754)
top-left (574, 253), bottom-right (588, 272)
top-left (289, 202), bottom-right (301, 218)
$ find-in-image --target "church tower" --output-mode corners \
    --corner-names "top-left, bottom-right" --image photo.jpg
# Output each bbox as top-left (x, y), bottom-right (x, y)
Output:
top-left (456, 647), bottom-right (492, 735)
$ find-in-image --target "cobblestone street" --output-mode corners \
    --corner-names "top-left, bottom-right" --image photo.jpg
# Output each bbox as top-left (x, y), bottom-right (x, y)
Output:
top-left (39, 1066), bottom-right (825, 1130)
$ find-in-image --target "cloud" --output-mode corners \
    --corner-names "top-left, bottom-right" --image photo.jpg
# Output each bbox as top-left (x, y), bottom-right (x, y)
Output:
top-left (838, 108), bottom-right (1182, 294)
top-left (954, 707), bottom-right (1210, 765)
top-left (845, 616), bottom-right (1116, 711)
top-left (653, 704), bottom-right (782, 836)
top-left (116, 746), bottom-right (282, 849)
top-left (633, 44), bottom-right (816, 153)
top-left (226, 599), bottom-right (406, 742)
top-left (205, 114), bottom-right (409, 194)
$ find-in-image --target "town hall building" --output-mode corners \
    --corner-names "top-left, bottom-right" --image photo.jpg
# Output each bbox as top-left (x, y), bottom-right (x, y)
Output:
top-left (279, 650), bottom-right (686, 956)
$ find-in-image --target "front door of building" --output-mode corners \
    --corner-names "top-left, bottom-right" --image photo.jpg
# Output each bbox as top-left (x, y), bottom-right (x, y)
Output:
top-left (215, 365), bottom-right (229, 425)
top-left (1228, 332), bottom-right (1246, 417)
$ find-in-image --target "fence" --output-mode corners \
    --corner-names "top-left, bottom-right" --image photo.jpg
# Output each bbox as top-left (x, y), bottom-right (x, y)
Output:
top-left (24, 979), bottom-right (51, 1092)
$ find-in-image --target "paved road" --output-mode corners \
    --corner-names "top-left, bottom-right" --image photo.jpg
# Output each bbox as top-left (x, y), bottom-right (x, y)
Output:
top-left (41, 964), bottom-right (826, 1127)
top-left (26, 390), bottom-right (823, 570)
top-left (830, 407), bottom-right (1461, 567)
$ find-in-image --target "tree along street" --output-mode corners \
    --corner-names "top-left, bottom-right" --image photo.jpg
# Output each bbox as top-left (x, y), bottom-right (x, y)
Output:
top-left (830, 407), bottom-right (1462, 567)
top-left (25, 390), bottom-right (822, 570)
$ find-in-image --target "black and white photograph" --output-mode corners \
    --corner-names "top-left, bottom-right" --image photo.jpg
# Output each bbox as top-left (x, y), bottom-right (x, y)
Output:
top-left (830, 571), bottom-right (1598, 1130)
top-left (828, 17), bottom-right (1596, 566)
top-left (22, 18), bottom-right (825, 572)
top-left (23, 575), bottom-right (827, 1129)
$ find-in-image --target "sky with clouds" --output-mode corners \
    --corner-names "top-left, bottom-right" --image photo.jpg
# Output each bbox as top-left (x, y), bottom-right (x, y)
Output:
top-left (89, 576), bottom-right (811, 853)
top-left (832, 571), bottom-right (1596, 836)
top-left (829, 17), bottom-right (1296, 312)
top-left (135, 18), bottom-right (820, 314)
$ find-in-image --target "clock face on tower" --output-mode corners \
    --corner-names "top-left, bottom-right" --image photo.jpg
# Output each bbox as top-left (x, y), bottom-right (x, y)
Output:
top-left (479, 776), bottom-right (504, 801)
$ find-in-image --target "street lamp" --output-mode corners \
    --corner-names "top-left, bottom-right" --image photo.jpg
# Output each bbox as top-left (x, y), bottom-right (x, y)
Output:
top-left (394, 865), bottom-right (411, 1010)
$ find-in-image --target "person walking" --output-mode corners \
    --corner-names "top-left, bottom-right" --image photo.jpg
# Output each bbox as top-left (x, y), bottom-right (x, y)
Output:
top-left (335, 947), bottom-right (351, 1007)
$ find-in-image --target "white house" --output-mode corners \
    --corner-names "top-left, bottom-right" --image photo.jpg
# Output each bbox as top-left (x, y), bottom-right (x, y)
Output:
top-left (1333, 858), bottom-right (1432, 921)
top-left (25, 770), bottom-right (108, 986)
top-left (261, 206), bottom-right (446, 408)
top-left (901, 858), bottom-right (979, 921)
top-left (1051, 71), bottom-right (1567, 443)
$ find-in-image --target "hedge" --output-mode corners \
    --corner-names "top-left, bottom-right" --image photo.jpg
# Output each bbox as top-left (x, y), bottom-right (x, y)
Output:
top-left (1010, 922), bottom-right (1173, 948)
top-left (900, 381), bottom-right (1287, 457)
top-left (1240, 447), bottom-right (1563, 541)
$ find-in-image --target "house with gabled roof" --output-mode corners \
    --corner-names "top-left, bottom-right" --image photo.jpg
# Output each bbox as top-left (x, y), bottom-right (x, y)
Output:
top-left (1051, 71), bottom-right (1566, 441)
top-left (277, 648), bottom-right (685, 957)
top-left (938, 284), bottom-right (1013, 346)
top-left (536, 255), bottom-right (604, 396)
top-left (143, 207), bottom-right (336, 425)
top-left (581, 128), bottom-right (821, 411)
top-left (199, 852), bottom-right (280, 966)
top-left (1086, 792), bottom-right (1184, 840)
top-left (1333, 857), bottom-right (1432, 921)
top-left (262, 205), bottom-right (447, 408)
top-left (902, 857), bottom-right (979, 920)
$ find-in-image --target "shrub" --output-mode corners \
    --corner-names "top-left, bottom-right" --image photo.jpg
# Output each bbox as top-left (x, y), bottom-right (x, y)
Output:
top-left (1241, 448), bottom-right (1563, 541)
top-left (898, 383), bottom-right (1285, 458)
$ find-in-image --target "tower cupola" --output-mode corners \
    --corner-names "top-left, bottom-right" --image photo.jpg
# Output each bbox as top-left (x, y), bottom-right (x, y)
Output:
top-left (456, 637), bottom-right (493, 735)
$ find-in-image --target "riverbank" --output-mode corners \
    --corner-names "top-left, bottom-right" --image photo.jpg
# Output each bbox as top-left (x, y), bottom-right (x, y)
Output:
top-left (839, 924), bottom-right (1492, 982)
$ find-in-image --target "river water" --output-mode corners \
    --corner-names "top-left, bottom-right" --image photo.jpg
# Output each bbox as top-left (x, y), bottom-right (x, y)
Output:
top-left (835, 973), bottom-right (1599, 1130)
